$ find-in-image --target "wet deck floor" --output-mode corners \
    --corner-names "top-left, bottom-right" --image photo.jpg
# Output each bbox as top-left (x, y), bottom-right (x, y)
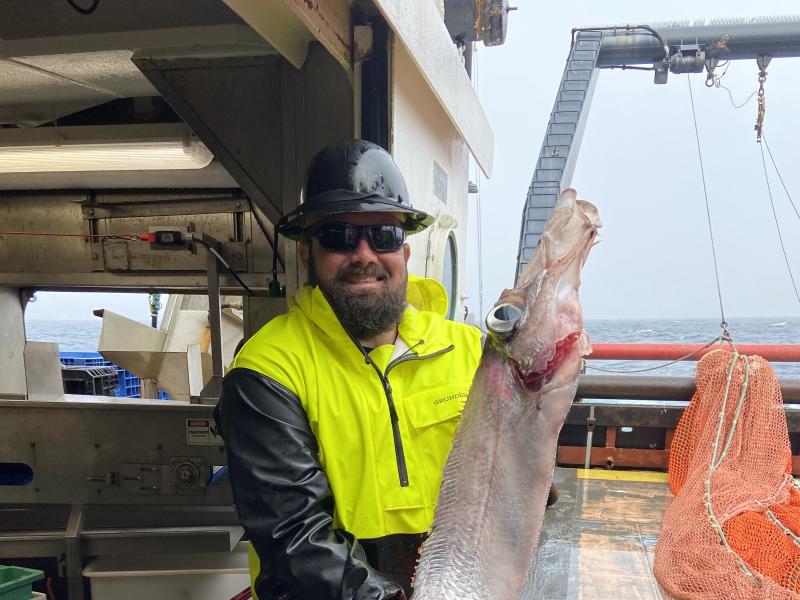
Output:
top-left (525, 467), bottom-right (673, 599)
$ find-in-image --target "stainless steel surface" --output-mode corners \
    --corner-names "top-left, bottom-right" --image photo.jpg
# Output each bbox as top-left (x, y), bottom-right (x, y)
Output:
top-left (2, 272), bottom-right (268, 294)
top-left (132, 52), bottom-right (276, 225)
top-left (133, 44), bottom-right (353, 226)
top-left (0, 50), bottom-right (156, 125)
top-left (92, 238), bottom-right (247, 272)
top-left (96, 306), bottom-right (218, 401)
top-left (0, 0), bottom-right (252, 56)
top-left (80, 194), bottom-right (249, 220)
top-left (527, 468), bottom-right (672, 599)
top-left (0, 526), bottom-right (244, 559)
top-left (0, 503), bottom-right (239, 530)
top-left (65, 503), bottom-right (86, 600)
top-left (0, 191), bottom-right (271, 290)
top-left (0, 396), bottom-right (230, 504)
top-left (0, 0), bottom-right (269, 125)
top-left (242, 296), bottom-right (287, 339)
top-left (24, 341), bottom-right (64, 400)
top-left (0, 288), bottom-right (27, 398)
top-left (205, 234), bottom-right (225, 384)
top-left (188, 345), bottom-right (207, 399)
top-left (197, 233), bottom-right (226, 405)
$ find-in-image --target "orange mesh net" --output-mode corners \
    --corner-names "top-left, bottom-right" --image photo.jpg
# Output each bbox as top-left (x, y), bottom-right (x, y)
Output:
top-left (654, 349), bottom-right (800, 599)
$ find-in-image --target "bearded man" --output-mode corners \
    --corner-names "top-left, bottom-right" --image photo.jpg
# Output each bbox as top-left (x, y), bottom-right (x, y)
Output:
top-left (215, 140), bottom-right (483, 600)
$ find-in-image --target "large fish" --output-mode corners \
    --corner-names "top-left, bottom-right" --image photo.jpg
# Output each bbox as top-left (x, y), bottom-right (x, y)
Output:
top-left (412, 188), bottom-right (600, 600)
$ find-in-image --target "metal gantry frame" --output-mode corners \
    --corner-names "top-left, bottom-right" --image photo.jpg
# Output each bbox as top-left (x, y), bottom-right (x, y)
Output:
top-left (515, 16), bottom-right (800, 281)
top-left (514, 17), bottom-right (800, 474)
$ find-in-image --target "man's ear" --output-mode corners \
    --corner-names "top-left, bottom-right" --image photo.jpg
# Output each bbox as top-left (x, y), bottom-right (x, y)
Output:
top-left (403, 242), bottom-right (410, 263)
top-left (299, 240), bottom-right (310, 268)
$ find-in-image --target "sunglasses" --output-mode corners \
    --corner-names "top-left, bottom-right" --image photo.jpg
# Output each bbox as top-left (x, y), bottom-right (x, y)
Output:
top-left (309, 222), bottom-right (406, 253)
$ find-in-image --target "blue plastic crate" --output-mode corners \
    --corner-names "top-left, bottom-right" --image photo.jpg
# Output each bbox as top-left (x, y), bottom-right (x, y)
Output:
top-left (60, 352), bottom-right (168, 400)
top-left (117, 370), bottom-right (142, 397)
top-left (59, 351), bottom-right (111, 367)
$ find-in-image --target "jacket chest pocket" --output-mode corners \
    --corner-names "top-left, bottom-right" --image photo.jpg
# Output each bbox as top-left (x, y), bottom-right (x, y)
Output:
top-left (402, 382), bottom-right (472, 501)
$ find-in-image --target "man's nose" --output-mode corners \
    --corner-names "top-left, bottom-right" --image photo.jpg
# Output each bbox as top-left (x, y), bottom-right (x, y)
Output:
top-left (349, 234), bottom-right (378, 263)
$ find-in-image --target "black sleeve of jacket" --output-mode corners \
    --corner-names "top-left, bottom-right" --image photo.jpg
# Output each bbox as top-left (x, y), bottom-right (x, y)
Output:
top-left (215, 367), bottom-right (406, 600)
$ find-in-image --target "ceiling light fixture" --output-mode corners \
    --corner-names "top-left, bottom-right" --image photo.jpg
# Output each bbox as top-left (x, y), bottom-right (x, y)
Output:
top-left (0, 124), bottom-right (214, 173)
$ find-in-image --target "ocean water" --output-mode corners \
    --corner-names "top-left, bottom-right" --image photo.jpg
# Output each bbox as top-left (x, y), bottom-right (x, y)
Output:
top-left (584, 317), bottom-right (800, 379)
top-left (26, 318), bottom-right (138, 352)
top-left (25, 316), bottom-right (800, 378)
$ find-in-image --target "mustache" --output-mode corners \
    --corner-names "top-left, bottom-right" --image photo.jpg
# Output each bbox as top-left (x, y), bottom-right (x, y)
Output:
top-left (335, 263), bottom-right (389, 283)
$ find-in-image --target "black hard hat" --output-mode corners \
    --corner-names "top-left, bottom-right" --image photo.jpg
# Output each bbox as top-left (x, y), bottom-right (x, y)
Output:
top-left (276, 140), bottom-right (434, 241)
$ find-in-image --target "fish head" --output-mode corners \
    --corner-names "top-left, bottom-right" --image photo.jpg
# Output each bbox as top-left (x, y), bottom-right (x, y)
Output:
top-left (485, 188), bottom-right (600, 394)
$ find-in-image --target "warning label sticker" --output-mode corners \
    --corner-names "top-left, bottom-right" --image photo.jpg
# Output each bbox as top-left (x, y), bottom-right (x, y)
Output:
top-left (186, 418), bottom-right (224, 446)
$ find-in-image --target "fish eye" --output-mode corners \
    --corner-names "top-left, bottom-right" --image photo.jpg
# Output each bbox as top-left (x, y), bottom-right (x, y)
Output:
top-left (485, 303), bottom-right (523, 338)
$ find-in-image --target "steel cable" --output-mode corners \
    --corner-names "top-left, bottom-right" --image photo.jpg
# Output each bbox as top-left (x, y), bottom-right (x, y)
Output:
top-left (687, 75), bottom-right (730, 333)
top-left (762, 133), bottom-right (800, 223)
top-left (759, 140), bottom-right (800, 304)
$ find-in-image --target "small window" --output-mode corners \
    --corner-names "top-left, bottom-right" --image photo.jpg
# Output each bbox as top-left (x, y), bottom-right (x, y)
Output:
top-left (442, 233), bottom-right (457, 320)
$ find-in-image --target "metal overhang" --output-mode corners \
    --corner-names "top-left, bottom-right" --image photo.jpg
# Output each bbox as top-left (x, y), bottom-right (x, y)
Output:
top-left (373, 0), bottom-right (494, 176)
top-left (222, 0), bottom-right (351, 70)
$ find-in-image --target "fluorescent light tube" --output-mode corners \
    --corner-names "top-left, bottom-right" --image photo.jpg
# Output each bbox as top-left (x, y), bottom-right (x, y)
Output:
top-left (0, 124), bottom-right (214, 173)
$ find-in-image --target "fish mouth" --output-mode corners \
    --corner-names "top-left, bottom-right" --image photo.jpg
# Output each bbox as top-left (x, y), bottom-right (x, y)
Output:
top-left (511, 331), bottom-right (580, 392)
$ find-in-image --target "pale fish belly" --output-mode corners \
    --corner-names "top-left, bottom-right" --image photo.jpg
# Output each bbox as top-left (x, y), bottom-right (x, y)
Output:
top-left (412, 345), bottom-right (581, 600)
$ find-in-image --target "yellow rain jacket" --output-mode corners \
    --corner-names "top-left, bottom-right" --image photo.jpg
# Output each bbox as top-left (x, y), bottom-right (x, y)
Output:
top-left (216, 274), bottom-right (483, 599)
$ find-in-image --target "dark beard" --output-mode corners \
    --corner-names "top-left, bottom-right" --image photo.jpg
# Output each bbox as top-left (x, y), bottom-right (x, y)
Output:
top-left (310, 256), bottom-right (407, 341)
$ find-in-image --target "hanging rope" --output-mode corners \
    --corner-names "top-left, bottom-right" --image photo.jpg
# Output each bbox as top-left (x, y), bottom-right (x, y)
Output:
top-left (703, 352), bottom-right (762, 586)
top-left (758, 140), bottom-right (800, 304)
top-left (687, 75), bottom-right (730, 338)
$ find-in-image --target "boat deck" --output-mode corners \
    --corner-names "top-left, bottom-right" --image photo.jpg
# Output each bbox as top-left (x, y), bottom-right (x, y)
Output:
top-left (526, 467), bottom-right (673, 599)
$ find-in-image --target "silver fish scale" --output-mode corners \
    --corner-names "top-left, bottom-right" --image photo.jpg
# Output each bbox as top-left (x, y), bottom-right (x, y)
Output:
top-left (412, 349), bottom-right (572, 600)
top-left (412, 190), bottom-right (600, 600)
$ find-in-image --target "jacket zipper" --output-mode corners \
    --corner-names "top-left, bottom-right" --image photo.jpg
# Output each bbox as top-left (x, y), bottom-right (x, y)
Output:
top-left (367, 343), bottom-right (455, 487)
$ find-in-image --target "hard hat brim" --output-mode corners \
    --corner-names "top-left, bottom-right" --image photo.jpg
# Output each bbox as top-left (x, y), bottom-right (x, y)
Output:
top-left (277, 191), bottom-right (434, 241)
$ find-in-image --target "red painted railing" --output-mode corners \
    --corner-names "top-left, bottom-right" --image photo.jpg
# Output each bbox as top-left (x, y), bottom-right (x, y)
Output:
top-left (588, 343), bottom-right (800, 362)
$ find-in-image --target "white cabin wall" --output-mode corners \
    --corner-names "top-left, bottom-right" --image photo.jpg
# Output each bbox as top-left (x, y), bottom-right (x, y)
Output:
top-left (390, 38), bottom-right (470, 322)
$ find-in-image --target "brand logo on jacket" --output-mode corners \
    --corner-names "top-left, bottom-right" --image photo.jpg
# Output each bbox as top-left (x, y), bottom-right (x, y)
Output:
top-left (433, 391), bottom-right (467, 406)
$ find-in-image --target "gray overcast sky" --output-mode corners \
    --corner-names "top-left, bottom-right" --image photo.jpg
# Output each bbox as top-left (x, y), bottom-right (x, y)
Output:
top-left (466, 0), bottom-right (800, 321)
top-left (26, 1), bottom-right (800, 322)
